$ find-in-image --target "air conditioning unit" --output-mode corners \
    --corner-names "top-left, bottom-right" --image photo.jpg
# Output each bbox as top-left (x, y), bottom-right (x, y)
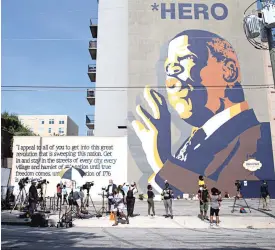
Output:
top-left (262, 4), bottom-right (275, 28)
top-left (244, 14), bottom-right (261, 39)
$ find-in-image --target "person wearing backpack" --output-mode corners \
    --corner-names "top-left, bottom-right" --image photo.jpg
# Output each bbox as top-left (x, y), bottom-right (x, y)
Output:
top-left (209, 187), bottom-right (222, 227)
top-left (126, 182), bottom-right (138, 217)
top-left (198, 184), bottom-right (210, 220)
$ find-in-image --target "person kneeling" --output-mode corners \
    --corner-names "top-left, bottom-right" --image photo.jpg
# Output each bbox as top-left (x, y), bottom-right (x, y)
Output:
top-left (112, 188), bottom-right (129, 226)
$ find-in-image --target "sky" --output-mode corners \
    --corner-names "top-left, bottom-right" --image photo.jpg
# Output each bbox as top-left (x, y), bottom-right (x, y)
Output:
top-left (1, 0), bottom-right (98, 136)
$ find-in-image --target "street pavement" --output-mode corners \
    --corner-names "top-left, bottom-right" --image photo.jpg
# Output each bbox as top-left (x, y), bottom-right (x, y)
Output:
top-left (2, 225), bottom-right (275, 249)
top-left (2, 199), bottom-right (275, 249)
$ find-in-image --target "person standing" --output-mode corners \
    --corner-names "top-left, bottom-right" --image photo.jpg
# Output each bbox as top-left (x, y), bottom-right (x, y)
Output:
top-left (29, 180), bottom-right (38, 216)
top-left (56, 183), bottom-right (62, 210)
top-left (147, 184), bottom-right (155, 216)
top-left (162, 181), bottom-right (174, 219)
top-left (126, 182), bottom-right (138, 217)
top-left (107, 179), bottom-right (117, 213)
top-left (112, 188), bottom-right (129, 226)
top-left (198, 184), bottom-right (210, 220)
top-left (260, 180), bottom-right (270, 211)
top-left (62, 184), bottom-right (68, 205)
top-left (209, 187), bottom-right (222, 227)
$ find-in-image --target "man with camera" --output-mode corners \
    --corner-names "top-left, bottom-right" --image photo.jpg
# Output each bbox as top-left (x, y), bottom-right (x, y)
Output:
top-left (260, 180), bottom-right (270, 211)
top-left (126, 182), bottom-right (138, 217)
top-left (29, 180), bottom-right (38, 216)
top-left (107, 179), bottom-right (117, 213)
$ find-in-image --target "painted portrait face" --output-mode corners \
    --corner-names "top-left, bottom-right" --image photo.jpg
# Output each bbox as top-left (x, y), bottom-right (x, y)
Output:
top-left (164, 30), bottom-right (243, 127)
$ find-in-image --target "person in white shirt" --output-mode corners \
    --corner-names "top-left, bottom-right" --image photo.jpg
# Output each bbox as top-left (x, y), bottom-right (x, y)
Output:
top-left (112, 188), bottom-right (129, 226)
top-left (107, 179), bottom-right (117, 213)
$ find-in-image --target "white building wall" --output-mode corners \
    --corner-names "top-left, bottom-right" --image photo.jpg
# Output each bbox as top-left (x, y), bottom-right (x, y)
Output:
top-left (94, 0), bottom-right (128, 137)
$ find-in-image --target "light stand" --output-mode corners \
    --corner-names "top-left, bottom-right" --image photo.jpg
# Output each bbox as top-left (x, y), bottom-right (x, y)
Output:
top-left (83, 188), bottom-right (98, 216)
top-left (10, 186), bottom-right (28, 213)
top-left (97, 190), bottom-right (108, 216)
top-left (231, 189), bottom-right (251, 213)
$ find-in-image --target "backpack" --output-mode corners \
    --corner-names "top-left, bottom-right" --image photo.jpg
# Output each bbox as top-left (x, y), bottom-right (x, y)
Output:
top-left (31, 213), bottom-right (48, 227)
top-left (201, 189), bottom-right (209, 202)
top-left (127, 188), bottom-right (134, 198)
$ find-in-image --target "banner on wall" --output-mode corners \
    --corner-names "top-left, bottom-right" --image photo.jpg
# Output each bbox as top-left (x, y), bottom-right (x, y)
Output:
top-left (11, 136), bottom-right (127, 200)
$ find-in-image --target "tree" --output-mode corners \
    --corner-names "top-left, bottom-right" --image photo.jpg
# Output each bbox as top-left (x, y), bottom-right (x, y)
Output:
top-left (1, 112), bottom-right (36, 159)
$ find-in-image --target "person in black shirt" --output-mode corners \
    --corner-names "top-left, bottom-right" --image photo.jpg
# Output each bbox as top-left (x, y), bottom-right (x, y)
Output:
top-left (161, 181), bottom-right (174, 219)
top-left (147, 184), bottom-right (155, 216)
top-left (260, 180), bottom-right (270, 211)
top-left (29, 180), bottom-right (38, 216)
top-left (198, 184), bottom-right (210, 220)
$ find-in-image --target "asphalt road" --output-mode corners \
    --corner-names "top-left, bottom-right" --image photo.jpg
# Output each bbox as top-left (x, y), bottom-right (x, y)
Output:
top-left (2, 225), bottom-right (275, 250)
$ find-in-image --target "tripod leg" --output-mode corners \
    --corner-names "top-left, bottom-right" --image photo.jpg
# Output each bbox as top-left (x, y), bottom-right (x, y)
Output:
top-left (242, 197), bottom-right (251, 213)
top-left (231, 197), bottom-right (237, 213)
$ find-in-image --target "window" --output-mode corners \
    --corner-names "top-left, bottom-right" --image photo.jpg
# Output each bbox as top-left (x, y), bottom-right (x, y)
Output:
top-left (49, 119), bottom-right (54, 124)
top-left (59, 120), bottom-right (65, 124)
top-left (58, 128), bottom-right (64, 134)
top-left (41, 120), bottom-right (44, 125)
top-left (48, 128), bottom-right (52, 133)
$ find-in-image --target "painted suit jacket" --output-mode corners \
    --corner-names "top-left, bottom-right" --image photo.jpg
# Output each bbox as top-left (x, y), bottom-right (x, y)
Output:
top-left (155, 109), bottom-right (275, 196)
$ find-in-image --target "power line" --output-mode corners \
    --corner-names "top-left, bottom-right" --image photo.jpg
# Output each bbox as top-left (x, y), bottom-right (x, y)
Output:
top-left (2, 85), bottom-right (274, 89)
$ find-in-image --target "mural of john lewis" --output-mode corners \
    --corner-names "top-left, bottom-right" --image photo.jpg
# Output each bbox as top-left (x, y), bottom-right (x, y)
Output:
top-left (132, 29), bottom-right (275, 196)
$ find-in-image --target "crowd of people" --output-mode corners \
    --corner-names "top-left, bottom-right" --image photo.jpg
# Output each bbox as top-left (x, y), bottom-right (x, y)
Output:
top-left (26, 177), bottom-right (271, 227)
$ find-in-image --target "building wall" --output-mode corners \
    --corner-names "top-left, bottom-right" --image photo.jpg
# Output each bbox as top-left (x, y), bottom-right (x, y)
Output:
top-left (18, 115), bottom-right (78, 136)
top-left (94, 0), bottom-right (128, 137)
top-left (67, 116), bottom-right (79, 136)
top-left (127, 0), bottom-right (275, 196)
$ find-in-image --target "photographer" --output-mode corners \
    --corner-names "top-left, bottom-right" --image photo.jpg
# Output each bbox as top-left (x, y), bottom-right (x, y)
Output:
top-left (29, 180), bottom-right (38, 216)
top-left (260, 180), bottom-right (270, 211)
top-left (107, 179), bottom-right (117, 213)
top-left (161, 181), bottom-right (174, 219)
top-left (112, 188), bottom-right (129, 226)
top-left (235, 180), bottom-right (242, 198)
top-left (209, 187), bottom-right (222, 227)
top-left (126, 182), bottom-right (138, 217)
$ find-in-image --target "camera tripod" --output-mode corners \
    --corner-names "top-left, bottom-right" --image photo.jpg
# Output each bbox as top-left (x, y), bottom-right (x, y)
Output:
top-left (10, 186), bottom-right (28, 213)
top-left (97, 190), bottom-right (108, 217)
top-left (231, 190), bottom-right (251, 213)
top-left (82, 189), bottom-right (98, 216)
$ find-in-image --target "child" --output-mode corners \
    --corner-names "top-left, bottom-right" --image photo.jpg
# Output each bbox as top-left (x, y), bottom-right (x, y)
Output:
top-left (209, 187), bottom-right (222, 227)
top-left (198, 175), bottom-right (205, 190)
top-left (147, 184), bottom-right (155, 216)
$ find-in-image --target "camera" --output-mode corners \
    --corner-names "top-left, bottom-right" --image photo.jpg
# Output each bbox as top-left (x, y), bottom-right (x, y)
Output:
top-left (37, 179), bottom-right (49, 189)
top-left (18, 177), bottom-right (29, 189)
top-left (235, 180), bottom-right (242, 191)
top-left (82, 181), bottom-right (94, 190)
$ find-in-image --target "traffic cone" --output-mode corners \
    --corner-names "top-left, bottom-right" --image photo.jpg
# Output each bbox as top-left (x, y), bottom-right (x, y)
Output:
top-left (109, 212), bottom-right (115, 221)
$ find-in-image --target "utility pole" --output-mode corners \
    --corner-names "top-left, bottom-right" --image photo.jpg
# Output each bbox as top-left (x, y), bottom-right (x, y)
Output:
top-left (267, 21), bottom-right (275, 84)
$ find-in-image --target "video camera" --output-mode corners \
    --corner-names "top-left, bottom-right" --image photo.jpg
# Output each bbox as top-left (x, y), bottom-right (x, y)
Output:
top-left (235, 180), bottom-right (242, 191)
top-left (37, 179), bottom-right (49, 189)
top-left (82, 181), bottom-right (94, 191)
top-left (18, 177), bottom-right (29, 189)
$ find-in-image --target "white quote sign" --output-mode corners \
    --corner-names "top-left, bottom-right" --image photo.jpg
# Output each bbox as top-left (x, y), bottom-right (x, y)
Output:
top-left (11, 136), bottom-right (127, 200)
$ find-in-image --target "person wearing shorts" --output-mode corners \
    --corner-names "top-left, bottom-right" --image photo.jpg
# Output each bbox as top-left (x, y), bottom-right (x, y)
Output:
top-left (198, 185), bottom-right (210, 220)
top-left (210, 187), bottom-right (222, 227)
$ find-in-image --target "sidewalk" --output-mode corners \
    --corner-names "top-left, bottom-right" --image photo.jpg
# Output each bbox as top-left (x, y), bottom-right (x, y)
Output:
top-left (2, 199), bottom-right (275, 229)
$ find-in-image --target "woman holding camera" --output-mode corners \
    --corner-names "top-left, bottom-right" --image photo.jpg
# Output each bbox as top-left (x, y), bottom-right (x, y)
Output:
top-left (209, 187), bottom-right (222, 227)
top-left (112, 188), bottom-right (129, 226)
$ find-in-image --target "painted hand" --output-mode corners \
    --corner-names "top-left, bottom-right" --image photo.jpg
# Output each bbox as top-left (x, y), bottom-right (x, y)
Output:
top-left (132, 86), bottom-right (171, 174)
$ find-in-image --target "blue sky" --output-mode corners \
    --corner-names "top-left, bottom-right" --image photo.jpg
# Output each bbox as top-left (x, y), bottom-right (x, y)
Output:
top-left (1, 0), bottom-right (98, 136)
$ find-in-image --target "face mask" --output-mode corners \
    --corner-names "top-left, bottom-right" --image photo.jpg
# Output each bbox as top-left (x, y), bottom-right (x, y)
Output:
top-left (199, 187), bottom-right (203, 191)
